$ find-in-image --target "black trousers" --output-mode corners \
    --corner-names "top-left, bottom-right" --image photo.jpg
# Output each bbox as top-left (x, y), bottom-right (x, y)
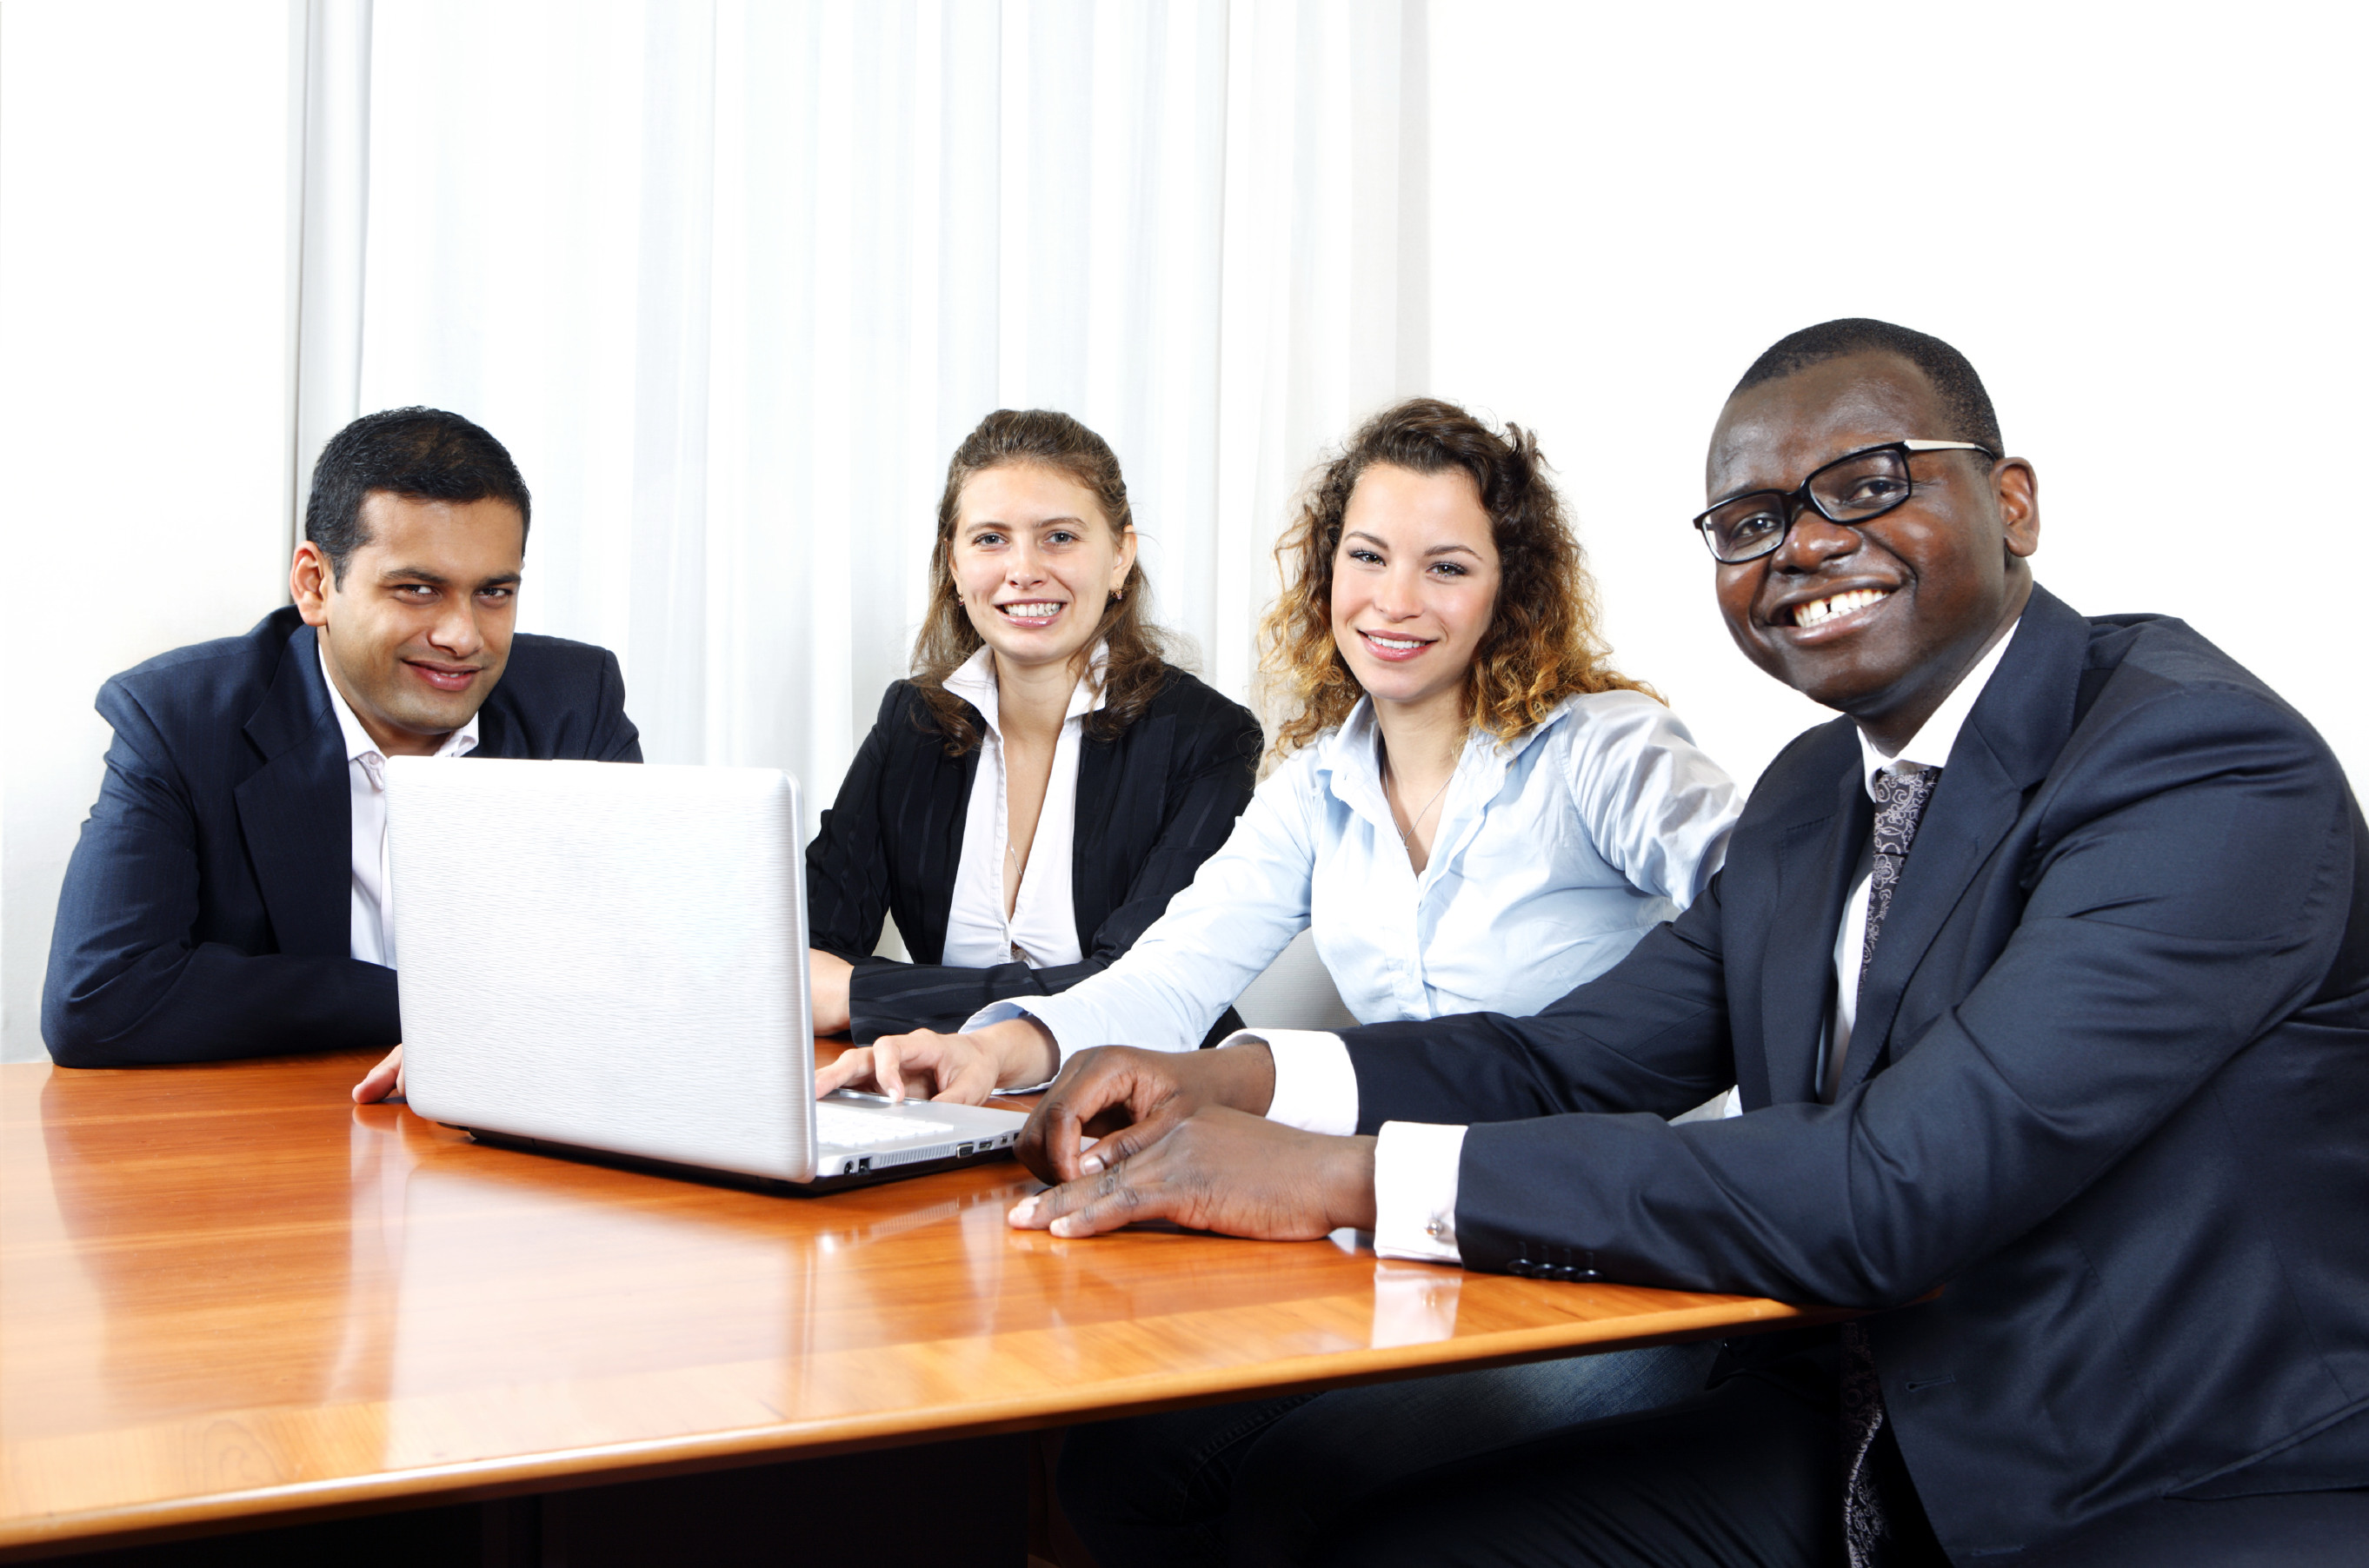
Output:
top-left (1321, 1356), bottom-right (2369, 1568)
top-left (1320, 1351), bottom-right (1847, 1568)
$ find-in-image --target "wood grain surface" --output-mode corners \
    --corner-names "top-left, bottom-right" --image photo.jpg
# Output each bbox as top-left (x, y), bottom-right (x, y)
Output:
top-left (1, 1050), bottom-right (1851, 1557)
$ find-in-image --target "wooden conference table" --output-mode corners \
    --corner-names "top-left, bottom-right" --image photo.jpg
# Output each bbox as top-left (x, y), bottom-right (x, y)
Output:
top-left (1, 1047), bottom-right (1853, 1559)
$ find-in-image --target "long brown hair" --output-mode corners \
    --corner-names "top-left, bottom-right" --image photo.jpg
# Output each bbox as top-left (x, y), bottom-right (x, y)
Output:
top-left (1259, 397), bottom-right (1654, 756)
top-left (911, 409), bottom-right (1171, 754)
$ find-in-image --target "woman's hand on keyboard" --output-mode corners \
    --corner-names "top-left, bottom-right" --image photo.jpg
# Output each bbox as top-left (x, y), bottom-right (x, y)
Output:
top-left (815, 1018), bottom-right (1057, 1106)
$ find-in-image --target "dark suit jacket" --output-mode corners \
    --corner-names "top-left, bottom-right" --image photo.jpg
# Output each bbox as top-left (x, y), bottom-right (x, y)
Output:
top-left (807, 669), bottom-right (1263, 1041)
top-left (1341, 586), bottom-right (2369, 1558)
top-left (44, 606), bottom-right (642, 1066)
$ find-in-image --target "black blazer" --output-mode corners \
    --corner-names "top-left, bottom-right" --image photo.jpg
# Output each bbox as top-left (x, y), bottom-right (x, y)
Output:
top-left (1340, 587), bottom-right (2369, 1558)
top-left (807, 668), bottom-right (1263, 1041)
top-left (44, 606), bottom-right (642, 1066)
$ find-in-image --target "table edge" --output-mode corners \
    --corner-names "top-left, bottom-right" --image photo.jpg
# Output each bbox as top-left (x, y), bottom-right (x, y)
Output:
top-left (0, 1299), bottom-right (1853, 1557)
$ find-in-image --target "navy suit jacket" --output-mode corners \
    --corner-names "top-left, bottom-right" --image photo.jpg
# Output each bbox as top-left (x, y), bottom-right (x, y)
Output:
top-left (807, 671), bottom-right (1263, 1041)
top-left (44, 606), bottom-right (642, 1066)
top-left (1341, 586), bottom-right (2369, 1558)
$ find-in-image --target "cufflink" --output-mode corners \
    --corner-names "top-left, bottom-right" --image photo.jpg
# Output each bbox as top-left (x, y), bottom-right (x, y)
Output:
top-left (1427, 1218), bottom-right (1452, 1239)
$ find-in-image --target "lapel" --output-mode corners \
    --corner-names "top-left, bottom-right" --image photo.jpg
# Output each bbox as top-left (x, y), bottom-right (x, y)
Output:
top-left (1760, 723), bottom-right (1871, 1104)
top-left (1833, 587), bottom-right (2090, 1099)
top-left (1071, 713), bottom-right (1126, 945)
top-left (470, 692), bottom-right (515, 759)
top-left (901, 699), bottom-right (982, 966)
top-left (235, 621), bottom-right (353, 959)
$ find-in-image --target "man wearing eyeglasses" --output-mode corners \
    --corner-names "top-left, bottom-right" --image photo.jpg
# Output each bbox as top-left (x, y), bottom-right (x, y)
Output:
top-left (1013, 320), bottom-right (2369, 1566)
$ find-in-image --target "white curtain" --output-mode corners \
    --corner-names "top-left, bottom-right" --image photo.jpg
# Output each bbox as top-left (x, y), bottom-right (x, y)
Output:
top-left (300, 0), bottom-right (1430, 821)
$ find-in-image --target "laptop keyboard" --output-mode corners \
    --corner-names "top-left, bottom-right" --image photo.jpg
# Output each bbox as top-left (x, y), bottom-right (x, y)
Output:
top-left (815, 1102), bottom-right (956, 1148)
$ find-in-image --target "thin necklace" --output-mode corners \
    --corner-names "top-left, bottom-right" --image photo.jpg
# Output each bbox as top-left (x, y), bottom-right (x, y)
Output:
top-left (1382, 753), bottom-right (1454, 846)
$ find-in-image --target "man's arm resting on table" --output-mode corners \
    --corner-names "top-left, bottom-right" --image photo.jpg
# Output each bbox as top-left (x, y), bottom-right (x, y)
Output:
top-left (1417, 683), bottom-right (2357, 1306)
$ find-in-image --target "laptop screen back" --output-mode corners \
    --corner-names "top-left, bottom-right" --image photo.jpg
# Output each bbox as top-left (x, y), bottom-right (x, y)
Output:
top-left (385, 758), bottom-right (818, 1182)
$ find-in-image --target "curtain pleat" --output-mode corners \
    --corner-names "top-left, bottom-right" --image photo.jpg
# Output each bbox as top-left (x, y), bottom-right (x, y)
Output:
top-left (314, 0), bottom-right (1431, 828)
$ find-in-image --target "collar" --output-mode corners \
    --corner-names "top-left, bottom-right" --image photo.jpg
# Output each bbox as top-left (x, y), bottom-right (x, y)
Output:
top-left (1313, 694), bottom-right (1569, 827)
top-left (1856, 616), bottom-right (2020, 797)
top-left (317, 639), bottom-right (480, 764)
top-left (942, 642), bottom-right (1110, 737)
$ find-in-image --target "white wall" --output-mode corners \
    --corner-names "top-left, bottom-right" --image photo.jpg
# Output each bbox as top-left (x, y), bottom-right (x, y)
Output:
top-left (1425, 0), bottom-right (2369, 794)
top-left (0, 3), bottom-right (303, 1061)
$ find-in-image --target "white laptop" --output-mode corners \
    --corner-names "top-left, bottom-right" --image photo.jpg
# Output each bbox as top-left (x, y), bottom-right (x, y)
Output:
top-left (383, 757), bottom-right (1028, 1192)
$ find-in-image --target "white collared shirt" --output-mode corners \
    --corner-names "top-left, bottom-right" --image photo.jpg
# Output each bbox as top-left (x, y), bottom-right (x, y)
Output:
top-left (938, 644), bottom-right (1106, 970)
top-left (1820, 618), bottom-right (2023, 1099)
top-left (1261, 618), bottom-right (2026, 1266)
top-left (971, 688), bottom-right (1737, 1076)
top-left (318, 641), bottom-right (478, 968)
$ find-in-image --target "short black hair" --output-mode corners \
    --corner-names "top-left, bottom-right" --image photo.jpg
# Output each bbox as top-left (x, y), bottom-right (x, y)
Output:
top-left (1732, 319), bottom-right (2003, 455)
top-left (304, 407), bottom-right (531, 584)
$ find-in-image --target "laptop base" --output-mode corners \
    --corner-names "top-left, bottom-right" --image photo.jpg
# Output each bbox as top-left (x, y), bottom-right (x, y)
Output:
top-left (457, 1126), bottom-right (1017, 1195)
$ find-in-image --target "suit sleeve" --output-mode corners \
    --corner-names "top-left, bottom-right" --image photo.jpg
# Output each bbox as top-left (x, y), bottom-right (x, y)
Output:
top-left (591, 648), bottom-right (643, 762)
top-left (41, 682), bottom-right (401, 1066)
top-left (1358, 683), bottom-right (2357, 1307)
top-left (1342, 872), bottom-right (1739, 1125)
top-left (845, 696), bottom-right (1265, 1041)
top-left (804, 684), bottom-right (908, 969)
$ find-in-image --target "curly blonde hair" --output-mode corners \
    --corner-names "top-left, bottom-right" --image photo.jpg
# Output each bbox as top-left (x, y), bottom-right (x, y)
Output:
top-left (910, 409), bottom-right (1171, 754)
top-left (1259, 397), bottom-right (1653, 756)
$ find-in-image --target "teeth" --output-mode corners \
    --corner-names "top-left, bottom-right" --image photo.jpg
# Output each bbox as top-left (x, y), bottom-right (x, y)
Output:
top-left (1793, 588), bottom-right (1888, 628)
top-left (1001, 602), bottom-right (1062, 617)
top-left (1365, 633), bottom-right (1426, 650)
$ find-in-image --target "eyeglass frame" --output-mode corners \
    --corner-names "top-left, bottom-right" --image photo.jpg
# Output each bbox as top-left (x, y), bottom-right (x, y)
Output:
top-left (1691, 440), bottom-right (1999, 565)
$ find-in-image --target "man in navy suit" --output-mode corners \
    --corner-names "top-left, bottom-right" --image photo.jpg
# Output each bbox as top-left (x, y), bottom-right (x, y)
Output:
top-left (44, 408), bottom-right (641, 1069)
top-left (1010, 322), bottom-right (2369, 1565)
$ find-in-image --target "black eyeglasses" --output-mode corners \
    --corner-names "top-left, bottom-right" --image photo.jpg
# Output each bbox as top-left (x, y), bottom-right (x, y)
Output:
top-left (1692, 440), bottom-right (1997, 564)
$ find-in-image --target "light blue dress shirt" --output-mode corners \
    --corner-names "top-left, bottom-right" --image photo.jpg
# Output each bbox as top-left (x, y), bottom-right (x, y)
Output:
top-left (970, 688), bottom-right (1740, 1061)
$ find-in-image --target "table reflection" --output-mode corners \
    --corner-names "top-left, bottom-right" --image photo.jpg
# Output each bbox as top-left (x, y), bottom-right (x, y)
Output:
top-left (33, 1069), bottom-right (409, 1442)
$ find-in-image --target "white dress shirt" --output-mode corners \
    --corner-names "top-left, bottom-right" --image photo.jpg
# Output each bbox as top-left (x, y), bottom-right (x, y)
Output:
top-left (938, 644), bottom-right (1105, 970)
top-left (319, 642), bottom-right (478, 968)
top-left (969, 688), bottom-right (1738, 1074)
top-left (1263, 620), bottom-right (2026, 1265)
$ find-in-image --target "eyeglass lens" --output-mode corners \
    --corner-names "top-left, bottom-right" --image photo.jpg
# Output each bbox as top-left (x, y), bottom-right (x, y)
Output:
top-left (1698, 448), bottom-right (1916, 563)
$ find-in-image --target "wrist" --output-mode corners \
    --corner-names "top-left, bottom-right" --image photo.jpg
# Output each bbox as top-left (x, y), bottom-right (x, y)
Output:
top-left (989, 1016), bottom-right (1060, 1089)
top-left (1326, 1133), bottom-right (1380, 1232)
top-left (1213, 1040), bottom-right (1279, 1115)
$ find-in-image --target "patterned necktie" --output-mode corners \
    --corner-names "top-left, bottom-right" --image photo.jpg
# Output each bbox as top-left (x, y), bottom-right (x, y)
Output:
top-left (1842, 763), bottom-right (1939, 1568)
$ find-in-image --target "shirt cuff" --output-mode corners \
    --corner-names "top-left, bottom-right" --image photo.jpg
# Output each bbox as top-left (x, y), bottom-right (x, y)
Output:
top-left (1372, 1120), bottom-right (1467, 1266)
top-left (1221, 1028), bottom-right (1357, 1135)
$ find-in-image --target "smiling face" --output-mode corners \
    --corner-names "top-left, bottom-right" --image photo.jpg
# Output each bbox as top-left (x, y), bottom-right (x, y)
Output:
top-left (950, 462), bottom-right (1136, 678)
top-left (1707, 352), bottom-right (2039, 748)
top-left (1328, 463), bottom-right (1502, 721)
top-left (290, 492), bottom-right (525, 757)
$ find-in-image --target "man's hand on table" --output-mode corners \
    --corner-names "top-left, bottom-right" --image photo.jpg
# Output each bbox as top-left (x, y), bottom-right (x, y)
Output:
top-left (352, 1045), bottom-right (404, 1103)
top-left (1006, 1040), bottom-right (1379, 1241)
top-left (1010, 1106), bottom-right (1378, 1240)
top-left (815, 1016), bottom-right (1060, 1105)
